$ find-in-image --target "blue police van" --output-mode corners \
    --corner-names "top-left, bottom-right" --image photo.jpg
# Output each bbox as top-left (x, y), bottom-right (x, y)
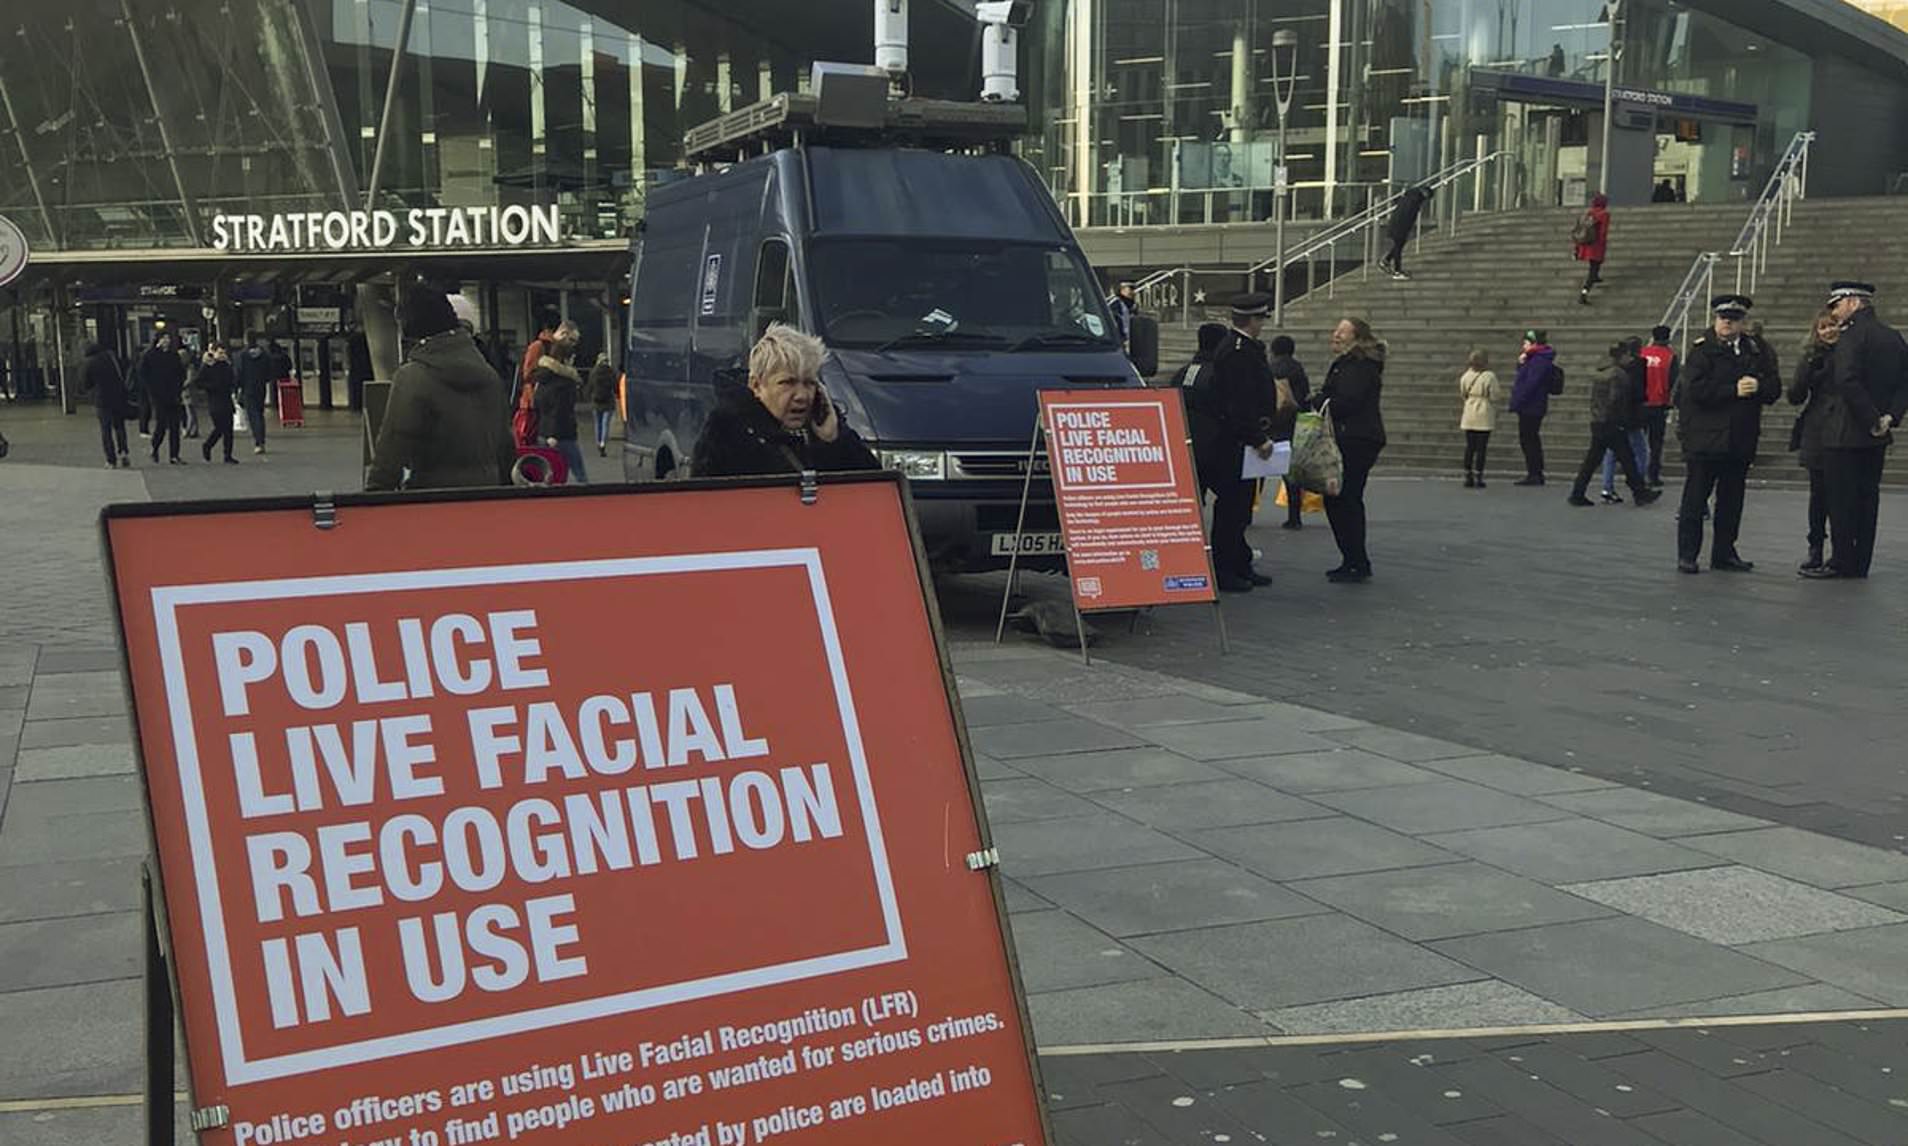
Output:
top-left (620, 95), bottom-right (1149, 572)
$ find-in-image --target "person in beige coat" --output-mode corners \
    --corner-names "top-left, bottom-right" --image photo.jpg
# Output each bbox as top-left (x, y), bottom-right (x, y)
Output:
top-left (1459, 348), bottom-right (1498, 487)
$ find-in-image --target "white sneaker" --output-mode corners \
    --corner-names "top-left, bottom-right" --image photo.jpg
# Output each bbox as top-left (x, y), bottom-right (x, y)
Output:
top-left (253, 446), bottom-right (265, 455)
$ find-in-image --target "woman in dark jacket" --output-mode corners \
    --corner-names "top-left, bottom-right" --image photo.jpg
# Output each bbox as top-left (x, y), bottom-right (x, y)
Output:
top-left (82, 342), bottom-right (131, 468)
top-left (533, 342), bottom-right (587, 483)
top-left (195, 344), bottom-right (240, 464)
top-left (1317, 316), bottom-right (1387, 582)
top-left (693, 324), bottom-right (879, 478)
top-left (588, 353), bottom-right (617, 457)
top-left (1788, 307), bottom-right (1841, 572)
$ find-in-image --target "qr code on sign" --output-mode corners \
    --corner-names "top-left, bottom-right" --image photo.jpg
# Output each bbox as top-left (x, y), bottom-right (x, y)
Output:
top-left (1139, 549), bottom-right (1160, 571)
top-left (1078, 577), bottom-right (1104, 599)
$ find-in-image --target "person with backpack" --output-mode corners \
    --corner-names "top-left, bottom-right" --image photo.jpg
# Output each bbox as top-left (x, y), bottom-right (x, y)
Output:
top-left (1568, 338), bottom-right (1662, 509)
top-left (1377, 184), bottom-right (1431, 280)
top-left (1574, 194), bottom-right (1611, 305)
top-left (1639, 325), bottom-right (1678, 487)
top-left (1508, 328), bottom-right (1563, 485)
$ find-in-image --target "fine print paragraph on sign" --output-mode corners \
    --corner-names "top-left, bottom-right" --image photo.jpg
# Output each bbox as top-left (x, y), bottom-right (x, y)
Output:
top-left (104, 482), bottom-right (1048, 1146)
top-left (1040, 392), bottom-right (1216, 611)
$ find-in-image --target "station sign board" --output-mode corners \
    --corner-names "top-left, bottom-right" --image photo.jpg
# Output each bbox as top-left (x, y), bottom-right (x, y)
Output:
top-left (103, 475), bottom-right (1049, 1146)
top-left (210, 205), bottom-right (564, 253)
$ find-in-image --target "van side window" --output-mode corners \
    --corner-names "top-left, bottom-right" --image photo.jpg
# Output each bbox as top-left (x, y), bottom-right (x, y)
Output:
top-left (751, 238), bottom-right (797, 336)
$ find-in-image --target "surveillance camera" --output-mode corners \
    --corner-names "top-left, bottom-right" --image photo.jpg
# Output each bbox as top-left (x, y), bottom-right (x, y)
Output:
top-left (975, 0), bottom-right (1031, 27)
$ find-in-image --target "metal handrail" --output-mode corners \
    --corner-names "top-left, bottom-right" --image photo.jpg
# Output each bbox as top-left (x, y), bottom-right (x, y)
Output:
top-left (1658, 252), bottom-right (1720, 361)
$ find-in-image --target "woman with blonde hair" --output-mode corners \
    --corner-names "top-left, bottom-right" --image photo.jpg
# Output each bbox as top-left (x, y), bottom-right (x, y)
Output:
top-left (692, 324), bottom-right (879, 477)
top-left (1458, 347), bottom-right (1496, 488)
top-left (1317, 316), bottom-right (1388, 582)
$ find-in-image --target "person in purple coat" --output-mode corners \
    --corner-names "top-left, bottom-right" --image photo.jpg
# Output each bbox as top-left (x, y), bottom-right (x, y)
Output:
top-left (1508, 328), bottom-right (1563, 486)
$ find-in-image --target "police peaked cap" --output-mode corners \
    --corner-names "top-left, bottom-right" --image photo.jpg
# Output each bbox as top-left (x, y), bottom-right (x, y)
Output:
top-left (1828, 280), bottom-right (1876, 302)
top-left (1230, 292), bottom-right (1273, 318)
top-left (1710, 294), bottom-right (1753, 318)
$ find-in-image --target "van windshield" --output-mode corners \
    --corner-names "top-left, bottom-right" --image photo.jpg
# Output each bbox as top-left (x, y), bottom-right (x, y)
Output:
top-left (809, 239), bottom-right (1121, 351)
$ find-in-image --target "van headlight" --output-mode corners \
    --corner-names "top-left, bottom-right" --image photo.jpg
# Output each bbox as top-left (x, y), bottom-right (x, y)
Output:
top-left (878, 449), bottom-right (946, 480)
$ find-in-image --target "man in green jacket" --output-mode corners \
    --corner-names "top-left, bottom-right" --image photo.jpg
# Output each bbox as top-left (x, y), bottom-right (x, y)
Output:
top-left (365, 285), bottom-right (517, 492)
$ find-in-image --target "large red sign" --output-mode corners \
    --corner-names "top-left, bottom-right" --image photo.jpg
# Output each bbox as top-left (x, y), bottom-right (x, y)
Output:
top-left (104, 476), bottom-right (1048, 1146)
top-left (1039, 389), bottom-right (1217, 612)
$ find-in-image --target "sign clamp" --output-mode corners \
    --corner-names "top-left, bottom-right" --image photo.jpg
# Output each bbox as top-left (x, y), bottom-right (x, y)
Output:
top-left (965, 847), bottom-right (1001, 871)
top-left (312, 491), bottom-right (338, 530)
top-left (799, 469), bottom-right (820, 505)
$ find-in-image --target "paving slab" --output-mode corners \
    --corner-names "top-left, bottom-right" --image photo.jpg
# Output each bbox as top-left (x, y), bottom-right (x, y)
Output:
top-left (0, 648), bottom-right (37, 688)
top-left (0, 807), bottom-right (150, 866)
top-left (1215, 748), bottom-right (1449, 792)
top-left (972, 753), bottom-right (1022, 780)
top-left (1680, 826), bottom-right (1908, 889)
top-left (959, 694), bottom-right (1067, 727)
top-left (1130, 914), bottom-right (1485, 1011)
top-left (1416, 754), bottom-right (1621, 796)
top-left (1310, 779), bottom-right (1575, 836)
top-left (1538, 787), bottom-right (1772, 838)
top-left (979, 776), bottom-right (1104, 824)
top-left (0, 856), bottom-right (144, 925)
top-left (0, 685), bottom-right (27, 711)
top-left (1027, 978), bottom-right (1272, 1046)
top-left (1431, 916), bottom-right (1813, 1018)
top-left (1740, 924), bottom-right (1908, 1006)
top-left (21, 672), bottom-right (126, 722)
top-left (1000, 878), bottom-right (1053, 915)
top-left (1604, 983), bottom-right (1886, 1019)
top-left (1264, 981), bottom-right (1586, 1036)
top-left (1005, 909), bottom-right (1163, 994)
top-left (29, 650), bottom-right (125, 675)
top-left (993, 811), bottom-right (1203, 878)
top-left (1217, 700), bottom-right (1371, 732)
top-left (1291, 863), bottom-right (1616, 942)
top-left (1085, 778), bottom-right (1333, 831)
top-left (968, 716), bottom-right (1146, 760)
top-left (1322, 726), bottom-right (1484, 762)
top-left (1423, 819), bottom-right (1725, 884)
top-left (0, 912), bottom-right (142, 992)
top-left (15, 716), bottom-right (132, 750)
top-left (12, 743), bottom-right (137, 783)
top-left (1135, 718), bottom-right (1342, 761)
top-left (1009, 746), bottom-right (1230, 792)
top-left (1843, 882), bottom-right (1908, 912)
top-left (1562, 867), bottom-right (1906, 945)
top-left (1064, 694), bottom-right (1255, 729)
top-left (1192, 816), bottom-right (1462, 881)
top-left (0, 978), bottom-right (147, 1100)
top-left (1024, 858), bottom-right (1329, 937)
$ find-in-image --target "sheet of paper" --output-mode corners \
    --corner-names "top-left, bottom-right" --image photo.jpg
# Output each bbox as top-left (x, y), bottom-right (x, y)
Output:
top-left (1242, 440), bottom-right (1292, 479)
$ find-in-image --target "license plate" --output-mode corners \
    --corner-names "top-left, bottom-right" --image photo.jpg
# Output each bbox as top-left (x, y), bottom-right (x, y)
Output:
top-left (991, 533), bottom-right (1065, 556)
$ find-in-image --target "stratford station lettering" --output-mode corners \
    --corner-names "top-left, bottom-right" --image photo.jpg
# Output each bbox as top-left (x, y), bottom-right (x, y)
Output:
top-left (209, 205), bottom-right (562, 252)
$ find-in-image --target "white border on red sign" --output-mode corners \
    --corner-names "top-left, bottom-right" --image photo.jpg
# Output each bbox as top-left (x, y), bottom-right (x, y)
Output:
top-left (147, 547), bottom-right (907, 1085)
top-left (1044, 399), bottom-right (1178, 493)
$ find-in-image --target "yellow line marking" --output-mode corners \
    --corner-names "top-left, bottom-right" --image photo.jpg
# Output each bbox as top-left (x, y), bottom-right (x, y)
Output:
top-left (1038, 1007), bottom-right (1908, 1057)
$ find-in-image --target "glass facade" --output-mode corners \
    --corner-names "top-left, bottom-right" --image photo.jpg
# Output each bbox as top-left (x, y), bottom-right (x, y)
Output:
top-left (1035, 0), bottom-right (1816, 227)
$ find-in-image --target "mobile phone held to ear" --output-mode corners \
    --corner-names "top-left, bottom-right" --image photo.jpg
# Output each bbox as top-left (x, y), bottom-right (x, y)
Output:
top-left (810, 384), bottom-right (832, 427)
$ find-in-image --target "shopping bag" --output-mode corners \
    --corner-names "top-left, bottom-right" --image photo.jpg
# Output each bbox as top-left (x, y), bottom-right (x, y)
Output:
top-left (234, 404), bottom-right (249, 433)
top-left (1273, 481), bottom-right (1326, 514)
top-left (1288, 407), bottom-right (1344, 496)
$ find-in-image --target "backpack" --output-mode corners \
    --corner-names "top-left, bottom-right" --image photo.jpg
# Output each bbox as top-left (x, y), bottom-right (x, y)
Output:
top-left (1570, 212), bottom-right (1598, 245)
top-left (1547, 364), bottom-right (1566, 396)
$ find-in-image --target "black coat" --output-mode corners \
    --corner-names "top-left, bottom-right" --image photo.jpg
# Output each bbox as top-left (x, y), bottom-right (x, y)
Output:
top-left (531, 357), bottom-right (582, 441)
top-left (691, 393), bottom-right (879, 478)
top-left (237, 346), bottom-right (274, 402)
top-left (196, 358), bottom-right (238, 409)
top-left (1677, 332), bottom-right (1780, 461)
top-left (82, 347), bottom-right (128, 414)
top-left (1786, 344), bottom-right (1833, 465)
top-left (1189, 330), bottom-right (1279, 475)
top-left (1386, 187), bottom-right (1429, 241)
top-left (140, 346), bottom-right (187, 407)
top-left (1818, 307), bottom-right (1908, 452)
top-left (1319, 348), bottom-right (1388, 448)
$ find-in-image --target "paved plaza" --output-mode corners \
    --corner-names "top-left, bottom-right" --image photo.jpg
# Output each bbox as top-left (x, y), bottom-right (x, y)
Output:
top-left (4, 403), bottom-right (1908, 1143)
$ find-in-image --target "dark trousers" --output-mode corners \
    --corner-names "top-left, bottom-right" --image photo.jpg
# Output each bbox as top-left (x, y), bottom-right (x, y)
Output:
top-left (1518, 412), bottom-right (1546, 478)
top-left (96, 407), bottom-right (127, 464)
top-left (1325, 441), bottom-right (1383, 570)
top-left (137, 390), bottom-right (151, 435)
top-left (1284, 477), bottom-right (1304, 525)
top-left (1822, 447), bottom-right (1887, 576)
top-left (1382, 235), bottom-right (1407, 271)
top-left (1642, 408), bottom-right (1669, 484)
top-left (1464, 430), bottom-right (1491, 476)
top-left (1572, 422), bottom-right (1646, 497)
top-left (1581, 260), bottom-right (1603, 293)
top-left (1202, 465), bottom-right (1256, 578)
top-left (202, 400), bottom-right (236, 461)
top-left (1806, 465), bottom-right (1828, 550)
top-left (149, 402), bottom-right (182, 461)
top-left (244, 394), bottom-right (267, 448)
top-left (1678, 457), bottom-right (1749, 563)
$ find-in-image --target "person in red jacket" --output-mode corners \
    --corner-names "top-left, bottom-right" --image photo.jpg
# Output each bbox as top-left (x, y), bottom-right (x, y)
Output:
top-left (1575, 193), bottom-right (1610, 305)
top-left (1638, 325), bottom-right (1678, 487)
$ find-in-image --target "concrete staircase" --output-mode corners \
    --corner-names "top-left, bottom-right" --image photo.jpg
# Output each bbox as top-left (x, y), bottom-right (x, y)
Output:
top-left (1155, 197), bottom-right (1908, 482)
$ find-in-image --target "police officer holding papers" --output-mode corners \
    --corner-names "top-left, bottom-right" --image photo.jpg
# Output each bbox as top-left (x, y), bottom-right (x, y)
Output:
top-left (1190, 293), bottom-right (1280, 593)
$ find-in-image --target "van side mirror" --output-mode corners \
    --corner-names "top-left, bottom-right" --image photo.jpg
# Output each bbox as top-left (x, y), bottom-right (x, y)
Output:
top-left (1128, 315), bottom-right (1160, 380)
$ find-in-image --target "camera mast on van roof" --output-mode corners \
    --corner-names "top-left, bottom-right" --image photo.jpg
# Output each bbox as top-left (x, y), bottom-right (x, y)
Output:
top-left (683, 90), bottom-right (1026, 168)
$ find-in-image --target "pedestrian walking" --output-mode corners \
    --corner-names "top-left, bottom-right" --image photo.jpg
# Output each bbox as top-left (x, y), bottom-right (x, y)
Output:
top-left (237, 336), bottom-right (273, 455)
top-left (81, 342), bottom-right (131, 469)
top-left (1639, 325), bottom-right (1678, 487)
top-left (267, 339), bottom-right (293, 410)
top-left (1568, 338), bottom-right (1662, 508)
top-left (589, 352), bottom-right (617, 457)
top-left (1377, 184), bottom-right (1431, 280)
top-left (182, 346), bottom-right (202, 439)
top-left (364, 285), bottom-right (517, 492)
top-left (533, 336), bottom-right (588, 484)
top-left (1188, 295), bottom-right (1282, 592)
top-left (1109, 282), bottom-right (1139, 353)
top-left (1675, 294), bottom-right (1780, 574)
top-left (1802, 281), bottom-right (1908, 579)
top-left (142, 334), bottom-right (187, 465)
top-left (1787, 307), bottom-right (1840, 572)
top-left (1270, 334), bottom-right (1312, 527)
top-left (1318, 316), bottom-right (1387, 582)
top-left (1598, 339), bottom-right (1650, 502)
top-left (515, 310), bottom-right (560, 411)
top-left (1573, 193), bottom-right (1610, 305)
top-left (690, 323), bottom-right (879, 479)
top-left (1509, 328), bottom-right (1563, 485)
top-left (1458, 348), bottom-right (1497, 488)
top-left (196, 343), bottom-right (240, 464)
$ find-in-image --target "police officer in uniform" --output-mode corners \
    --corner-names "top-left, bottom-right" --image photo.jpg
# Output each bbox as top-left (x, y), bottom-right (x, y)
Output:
top-left (1803, 281), bottom-right (1908, 579)
top-left (1190, 293), bottom-right (1281, 592)
top-left (1676, 294), bottom-right (1781, 574)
